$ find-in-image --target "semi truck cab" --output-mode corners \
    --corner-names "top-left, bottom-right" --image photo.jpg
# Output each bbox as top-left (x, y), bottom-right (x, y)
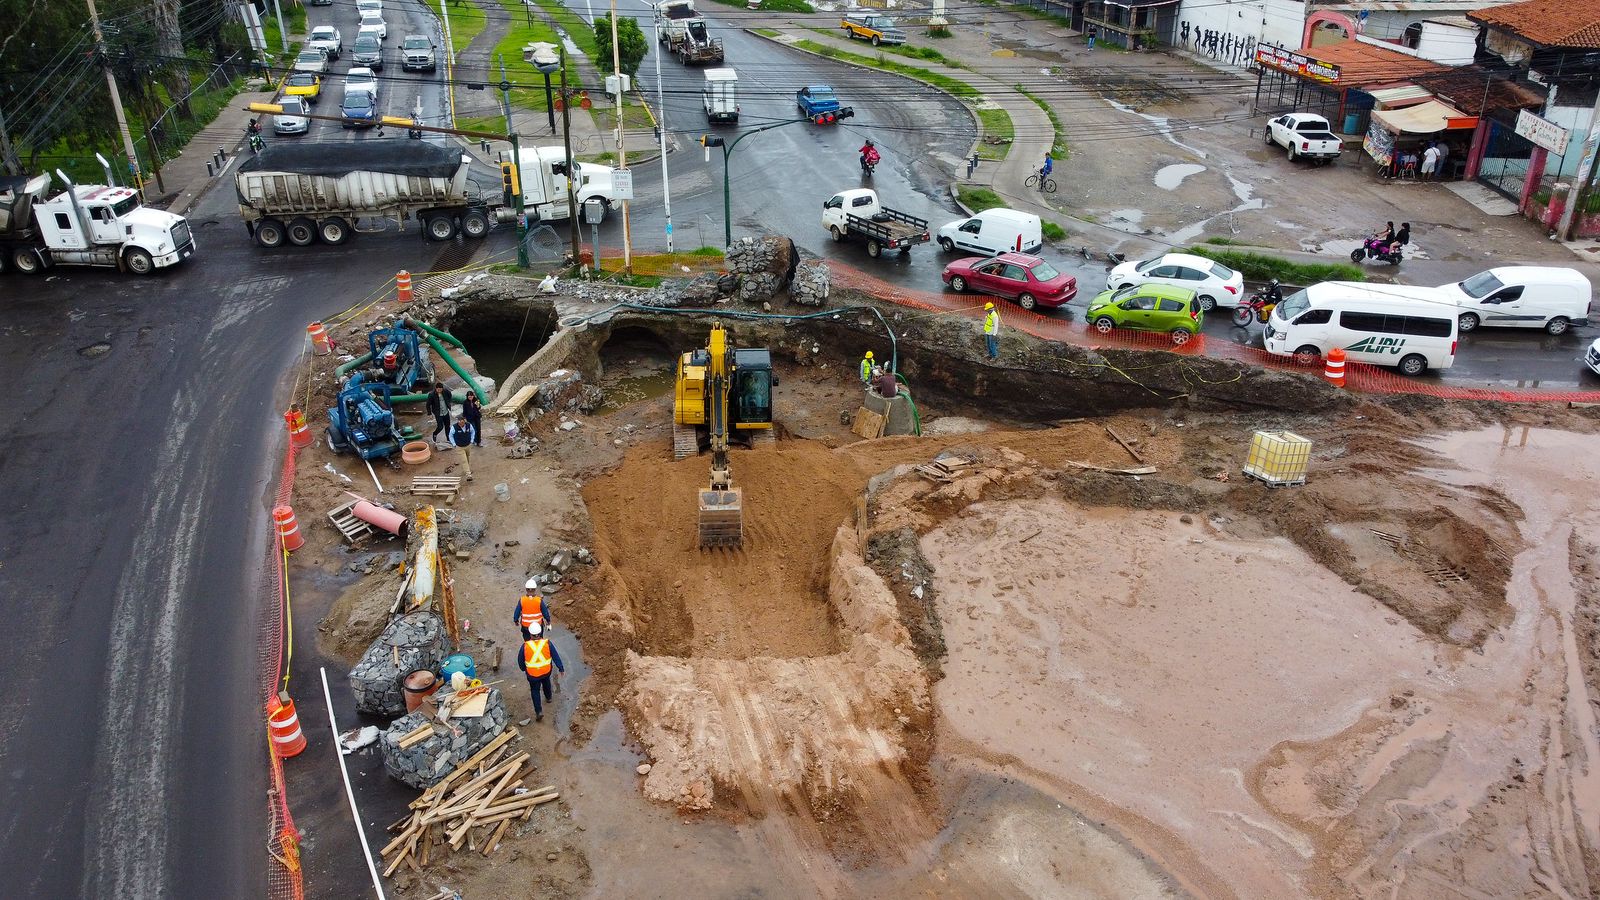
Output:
top-left (2, 174), bottom-right (194, 274)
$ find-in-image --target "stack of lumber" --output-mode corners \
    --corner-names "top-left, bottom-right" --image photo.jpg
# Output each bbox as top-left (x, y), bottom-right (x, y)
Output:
top-left (914, 456), bottom-right (977, 483)
top-left (379, 729), bottom-right (559, 875)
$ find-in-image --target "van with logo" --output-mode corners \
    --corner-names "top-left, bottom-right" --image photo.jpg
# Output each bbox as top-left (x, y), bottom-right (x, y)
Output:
top-left (936, 208), bottom-right (1042, 256)
top-left (1264, 282), bottom-right (1458, 375)
top-left (1435, 266), bottom-right (1592, 335)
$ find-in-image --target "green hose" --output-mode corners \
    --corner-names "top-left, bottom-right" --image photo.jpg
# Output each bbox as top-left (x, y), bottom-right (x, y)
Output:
top-left (422, 331), bottom-right (490, 405)
top-left (335, 352), bottom-right (374, 377)
top-left (405, 317), bottom-right (466, 350)
top-left (894, 373), bottom-right (923, 436)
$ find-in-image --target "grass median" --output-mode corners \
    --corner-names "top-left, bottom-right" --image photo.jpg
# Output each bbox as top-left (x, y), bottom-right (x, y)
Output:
top-left (1187, 245), bottom-right (1366, 284)
top-left (489, 0), bottom-right (583, 109)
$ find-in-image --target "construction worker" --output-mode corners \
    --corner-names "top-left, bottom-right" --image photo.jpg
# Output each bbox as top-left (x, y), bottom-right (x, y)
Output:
top-left (451, 416), bottom-right (476, 480)
top-left (860, 350), bottom-right (875, 385)
top-left (521, 622), bottom-right (565, 722)
top-left (983, 302), bottom-right (1001, 360)
top-left (513, 584), bottom-right (552, 640)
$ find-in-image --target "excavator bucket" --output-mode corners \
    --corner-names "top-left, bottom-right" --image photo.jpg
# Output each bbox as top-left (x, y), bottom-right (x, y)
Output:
top-left (697, 488), bottom-right (743, 548)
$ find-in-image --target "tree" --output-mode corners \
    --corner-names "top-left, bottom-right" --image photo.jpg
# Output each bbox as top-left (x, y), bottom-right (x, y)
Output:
top-left (593, 14), bottom-right (647, 78)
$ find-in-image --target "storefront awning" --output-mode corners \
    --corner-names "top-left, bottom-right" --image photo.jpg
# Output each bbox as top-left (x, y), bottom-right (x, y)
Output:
top-left (1371, 99), bottom-right (1468, 134)
top-left (1368, 84), bottom-right (1433, 108)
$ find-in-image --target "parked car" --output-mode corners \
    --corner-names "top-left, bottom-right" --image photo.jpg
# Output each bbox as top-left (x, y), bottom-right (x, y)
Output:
top-left (345, 66), bottom-right (379, 100)
top-left (1585, 337), bottom-right (1600, 376)
top-left (283, 72), bottom-right (323, 105)
top-left (341, 89), bottom-right (379, 129)
top-left (352, 34), bottom-right (383, 70)
top-left (1436, 265), bottom-right (1592, 335)
top-left (273, 96), bottom-right (309, 134)
top-left (308, 25), bottom-right (342, 60)
top-left (1106, 251), bottom-right (1243, 311)
top-left (401, 34), bottom-right (437, 71)
top-left (1085, 283), bottom-right (1204, 344)
top-left (292, 48), bottom-right (329, 74)
top-left (937, 208), bottom-right (1042, 256)
top-left (943, 252), bottom-right (1075, 310)
top-left (359, 11), bottom-right (387, 41)
top-left (1265, 112), bottom-right (1342, 164)
top-left (309, 0), bottom-right (331, 5)
top-left (841, 14), bottom-right (905, 46)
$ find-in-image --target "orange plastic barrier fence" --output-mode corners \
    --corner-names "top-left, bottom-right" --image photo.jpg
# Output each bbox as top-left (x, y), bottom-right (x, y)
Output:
top-left (262, 442), bottom-right (304, 900)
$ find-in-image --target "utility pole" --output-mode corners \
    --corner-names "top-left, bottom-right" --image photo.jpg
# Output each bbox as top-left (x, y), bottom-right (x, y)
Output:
top-left (85, 0), bottom-right (142, 194)
top-left (561, 49), bottom-right (580, 265)
top-left (439, 0), bottom-right (456, 127)
top-left (609, 0), bottom-right (632, 274)
top-left (1557, 90), bottom-right (1600, 241)
top-left (0, 105), bottom-right (22, 176)
top-left (499, 54), bottom-right (513, 135)
top-left (654, 15), bottom-right (672, 254)
top-left (271, 0), bottom-right (289, 54)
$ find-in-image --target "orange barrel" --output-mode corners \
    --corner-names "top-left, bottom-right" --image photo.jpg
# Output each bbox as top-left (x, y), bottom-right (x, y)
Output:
top-left (1324, 347), bottom-right (1347, 387)
top-left (273, 505), bottom-right (305, 552)
top-left (403, 670), bottom-right (441, 713)
top-left (397, 270), bottom-right (413, 303)
top-left (267, 694), bottom-right (307, 758)
top-left (306, 321), bottom-right (331, 356)
top-left (283, 406), bottom-right (313, 449)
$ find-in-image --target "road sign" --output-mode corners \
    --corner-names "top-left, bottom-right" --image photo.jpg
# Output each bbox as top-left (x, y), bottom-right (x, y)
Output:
top-left (612, 169), bottom-right (634, 200)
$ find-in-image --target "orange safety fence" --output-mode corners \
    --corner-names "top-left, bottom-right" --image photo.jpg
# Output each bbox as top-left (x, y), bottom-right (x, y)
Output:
top-left (830, 265), bottom-right (1600, 405)
top-left (261, 440), bottom-right (304, 900)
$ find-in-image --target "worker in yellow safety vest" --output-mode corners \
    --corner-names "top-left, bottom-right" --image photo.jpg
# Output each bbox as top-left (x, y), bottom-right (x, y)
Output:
top-left (982, 303), bottom-right (1000, 360)
top-left (513, 583), bottom-right (552, 640)
top-left (860, 350), bottom-right (875, 384)
top-left (521, 622), bottom-right (566, 722)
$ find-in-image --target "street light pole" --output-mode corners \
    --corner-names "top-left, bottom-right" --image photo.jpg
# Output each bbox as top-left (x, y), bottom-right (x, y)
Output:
top-left (512, 131), bottom-right (528, 268)
top-left (703, 117), bottom-right (833, 246)
top-left (654, 15), bottom-right (672, 254)
top-left (608, 0), bottom-right (632, 274)
top-left (527, 41), bottom-right (581, 266)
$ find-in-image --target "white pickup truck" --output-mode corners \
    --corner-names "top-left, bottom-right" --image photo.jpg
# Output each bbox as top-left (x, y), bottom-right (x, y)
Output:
top-left (1264, 112), bottom-right (1342, 165)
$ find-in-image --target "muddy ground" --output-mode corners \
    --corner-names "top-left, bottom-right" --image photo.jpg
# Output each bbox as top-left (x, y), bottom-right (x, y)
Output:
top-left (297, 284), bottom-right (1600, 899)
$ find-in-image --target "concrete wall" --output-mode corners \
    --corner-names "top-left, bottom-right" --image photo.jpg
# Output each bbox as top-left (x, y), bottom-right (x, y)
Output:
top-left (1177, 0), bottom-right (1305, 63)
top-left (493, 325), bottom-right (585, 409)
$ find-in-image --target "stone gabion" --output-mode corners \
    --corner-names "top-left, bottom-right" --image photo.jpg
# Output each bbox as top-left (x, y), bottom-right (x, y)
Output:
top-left (725, 236), bottom-right (797, 303)
top-left (349, 611), bottom-right (454, 717)
top-left (788, 262), bottom-right (831, 307)
top-left (379, 687), bottom-right (511, 788)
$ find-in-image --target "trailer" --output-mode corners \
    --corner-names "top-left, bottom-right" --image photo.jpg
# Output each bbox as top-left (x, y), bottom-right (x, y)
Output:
top-left (235, 141), bottom-right (496, 248)
top-left (655, 0), bottom-right (723, 65)
top-left (821, 188), bottom-right (930, 258)
top-left (0, 172), bottom-right (195, 275)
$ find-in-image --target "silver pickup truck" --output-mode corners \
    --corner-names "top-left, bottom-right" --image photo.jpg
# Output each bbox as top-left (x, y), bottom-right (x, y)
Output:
top-left (401, 34), bottom-right (437, 72)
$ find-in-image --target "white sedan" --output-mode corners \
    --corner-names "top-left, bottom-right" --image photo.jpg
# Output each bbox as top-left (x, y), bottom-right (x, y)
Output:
top-left (345, 66), bottom-right (379, 100)
top-left (1106, 252), bottom-right (1245, 311)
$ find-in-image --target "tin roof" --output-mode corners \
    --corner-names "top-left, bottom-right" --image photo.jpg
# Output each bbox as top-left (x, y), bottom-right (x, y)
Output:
top-left (1307, 39), bottom-right (1447, 87)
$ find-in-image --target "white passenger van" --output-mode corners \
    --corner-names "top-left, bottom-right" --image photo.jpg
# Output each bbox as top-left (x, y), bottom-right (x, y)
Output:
top-left (1435, 266), bottom-right (1592, 335)
top-left (936, 208), bottom-right (1042, 256)
top-left (1264, 282), bottom-right (1458, 375)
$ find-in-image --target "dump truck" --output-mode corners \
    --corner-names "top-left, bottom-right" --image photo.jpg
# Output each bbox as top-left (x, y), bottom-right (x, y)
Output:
top-left (655, 0), bottom-right (723, 64)
top-left (235, 141), bottom-right (497, 248)
top-left (0, 172), bottom-right (196, 275)
top-left (821, 187), bottom-right (930, 258)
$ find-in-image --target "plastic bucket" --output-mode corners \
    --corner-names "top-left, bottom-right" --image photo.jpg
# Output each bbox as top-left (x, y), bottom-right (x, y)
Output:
top-left (402, 669), bottom-right (440, 713)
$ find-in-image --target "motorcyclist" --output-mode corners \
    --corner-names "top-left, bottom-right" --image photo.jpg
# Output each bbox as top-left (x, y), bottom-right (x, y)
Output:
top-left (1261, 278), bottom-right (1283, 305)
top-left (859, 139), bottom-right (880, 172)
top-left (247, 117), bottom-right (262, 136)
top-left (1388, 222), bottom-right (1410, 255)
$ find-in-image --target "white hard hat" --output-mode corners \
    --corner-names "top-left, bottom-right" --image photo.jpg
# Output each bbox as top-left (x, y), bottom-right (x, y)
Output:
top-left (527, 621), bottom-right (543, 636)
top-left (525, 577), bottom-right (539, 591)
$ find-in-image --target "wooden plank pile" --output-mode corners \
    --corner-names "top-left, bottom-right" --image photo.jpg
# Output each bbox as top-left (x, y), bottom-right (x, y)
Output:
top-left (914, 455), bottom-right (977, 483)
top-left (379, 729), bottom-right (559, 875)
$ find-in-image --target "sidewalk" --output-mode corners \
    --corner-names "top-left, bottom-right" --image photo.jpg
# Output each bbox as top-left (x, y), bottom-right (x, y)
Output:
top-left (153, 88), bottom-right (277, 216)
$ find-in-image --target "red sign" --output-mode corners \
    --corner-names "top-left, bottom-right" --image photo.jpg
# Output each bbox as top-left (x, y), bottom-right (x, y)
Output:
top-left (1255, 45), bottom-right (1341, 85)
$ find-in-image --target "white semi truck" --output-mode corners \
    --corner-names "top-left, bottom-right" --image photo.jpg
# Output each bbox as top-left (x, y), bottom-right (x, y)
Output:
top-left (0, 172), bottom-right (196, 275)
top-left (512, 145), bottom-right (618, 223)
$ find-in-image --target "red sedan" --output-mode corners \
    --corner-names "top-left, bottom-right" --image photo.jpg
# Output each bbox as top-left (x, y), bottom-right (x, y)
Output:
top-left (941, 252), bottom-right (1076, 310)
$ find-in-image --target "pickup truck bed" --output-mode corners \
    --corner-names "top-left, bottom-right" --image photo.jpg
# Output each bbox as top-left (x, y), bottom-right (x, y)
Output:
top-left (843, 208), bottom-right (930, 257)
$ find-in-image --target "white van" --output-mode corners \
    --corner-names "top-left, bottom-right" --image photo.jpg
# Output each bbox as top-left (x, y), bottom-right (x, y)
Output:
top-left (703, 68), bottom-right (738, 123)
top-left (1264, 282), bottom-right (1458, 375)
top-left (1435, 266), bottom-right (1592, 335)
top-left (936, 208), bottom-right (1042, 256)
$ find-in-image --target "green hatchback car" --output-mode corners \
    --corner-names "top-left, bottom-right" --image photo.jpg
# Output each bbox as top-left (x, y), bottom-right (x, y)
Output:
top-left (1085, 283), bottom-right (1204, 344)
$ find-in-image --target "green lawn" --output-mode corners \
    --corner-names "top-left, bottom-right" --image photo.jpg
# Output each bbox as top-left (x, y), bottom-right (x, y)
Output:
top-left (488, 0), bottom-right (582, 109)
top-left (444, 0), bottom-right (486, 56)
top-left (1187, 246), bottom-right (1366, 284)
top-left (528, 0), bottom-right (600, 57)
top-left (707, 0), bottom-right (814, 11)
top-left (753, 27), bottom-right (781, 37)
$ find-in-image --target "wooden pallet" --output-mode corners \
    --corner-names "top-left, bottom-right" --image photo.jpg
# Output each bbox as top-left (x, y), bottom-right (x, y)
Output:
top-left (914, 456), bottom-right (976, 483)
top-left (672, 422), bottom-right (699, 461)
top-left (328, 499), bottom-right (377, 545)
top-left (411, 475), bottom-right (462, 498)
top-left (494, 384), bottom-right (537, 418)
top-left (850, 407), bottom-right (887, 440)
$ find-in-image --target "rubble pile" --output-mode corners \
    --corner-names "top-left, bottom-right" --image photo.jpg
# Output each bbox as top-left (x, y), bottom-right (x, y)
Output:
top-left (726, 236), bottom-right (798, 303)
top-left (788, 262), bottom-right (831, 306)
top-left (350, 610), bottom-right (455, 716)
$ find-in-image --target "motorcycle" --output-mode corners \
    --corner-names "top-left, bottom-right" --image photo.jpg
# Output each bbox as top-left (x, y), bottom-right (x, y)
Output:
top-left (246, 120), bottom-right (264, 154)
top-left (1350, 237), bottom-right (1402, 265)
top-left (1231, 281), bottom-right (1282, 326)
top-left (860, 153), bottom-right (877, 178)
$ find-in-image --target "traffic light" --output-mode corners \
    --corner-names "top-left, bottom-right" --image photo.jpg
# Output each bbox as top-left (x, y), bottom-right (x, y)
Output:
top-left (837, 106), bottom-right (856, 120)
top-left (500, 161), bottom-right (520, 200)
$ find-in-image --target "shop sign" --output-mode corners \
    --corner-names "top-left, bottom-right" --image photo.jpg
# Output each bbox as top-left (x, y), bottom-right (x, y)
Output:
top-left (1254, 45), bottom-right (1341, 85)
top-left (1515, 109), bottom-right (1569, 155)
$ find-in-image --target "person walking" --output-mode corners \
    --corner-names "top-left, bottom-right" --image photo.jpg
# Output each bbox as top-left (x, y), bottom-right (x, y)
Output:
top-left (860, 350), bottom-right (875, 385)
top-left (521, 623), bottom-right (565, 723)
top-left (1086, 25), bottom-right (1097, 49)
top-left (513, 585), bottom-right (552, 640)
top-left (982, 302), bottom-right (1000, 360)
top-left (1435, 141), bottom-right (1450, 179)
top-left (451, 416), bottom-right (476, 480)
top-left (462, 391), bottom-right (484, 447)
top-left (1420, 142), bottom-right (1440, 182)
top-left (427, 382), bottom-right (452, 450)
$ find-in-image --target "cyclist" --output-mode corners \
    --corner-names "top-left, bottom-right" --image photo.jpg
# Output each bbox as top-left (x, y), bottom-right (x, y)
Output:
top-left (1036, 152), bottom-right (1054, 188)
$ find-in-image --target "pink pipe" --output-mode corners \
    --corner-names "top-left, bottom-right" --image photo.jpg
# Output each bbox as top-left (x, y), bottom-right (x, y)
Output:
top-left (345, 493), bottom-right (410, 538)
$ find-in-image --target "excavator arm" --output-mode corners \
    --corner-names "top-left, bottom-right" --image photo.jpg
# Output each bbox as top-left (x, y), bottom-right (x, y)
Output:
top-left (696, 325), bottom-right (743, 547)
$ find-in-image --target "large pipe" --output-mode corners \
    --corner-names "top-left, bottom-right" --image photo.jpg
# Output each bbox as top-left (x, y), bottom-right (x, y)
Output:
top-left (335, 352), bottom-right (374, 378)
top-left (346, 493), bottom-right (409, 538)
top-left (403, 317), bottom-right (466, 350)
top-left (422, 331), bottom-right (490, 405)
top-left (406, 506), bottom-right (439, 608)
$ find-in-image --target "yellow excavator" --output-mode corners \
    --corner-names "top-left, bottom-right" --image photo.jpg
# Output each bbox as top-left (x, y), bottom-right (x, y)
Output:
top-left (672, 324), bottom-right (776, 548)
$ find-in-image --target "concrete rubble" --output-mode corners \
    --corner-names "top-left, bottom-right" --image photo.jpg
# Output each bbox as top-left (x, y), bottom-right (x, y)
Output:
top-left (788, 262), bottom-right (831, 307)
top-left (349, 610), bottom-right (455, 717)
top-left (378, 687), bottom-right (510, 788)
top-left (726, 235), bottom-right (798, 304)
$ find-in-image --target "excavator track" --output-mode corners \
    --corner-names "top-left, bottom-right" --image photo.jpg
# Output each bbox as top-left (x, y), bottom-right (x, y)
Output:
top-left (672, 422), bottom-right (699, 460)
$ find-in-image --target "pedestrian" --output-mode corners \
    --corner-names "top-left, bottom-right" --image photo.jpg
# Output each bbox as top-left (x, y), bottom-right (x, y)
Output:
top-left (513, 583), bottom-right (552, 640)
top-left (451, 415), bottom-right (476, 480)
top-left (982, 302), bottom-right (1000, 360)
top-left (967, 152), bottom-right (980, 179)
top-left (860, 350), bottom-right (875, 385)
top-left (462, 391), bottom-right (483, 447)
top-left (1087, 25), bottom-right (1097, 50)
top-left (1420, 142), bottom-right (1440, 182)
top-left (1435, 141), bottom-right (1450, 179)
top-left (427, 382), bottom-right (452, 449)
top-left (521, 622), bottom-right (565, 723)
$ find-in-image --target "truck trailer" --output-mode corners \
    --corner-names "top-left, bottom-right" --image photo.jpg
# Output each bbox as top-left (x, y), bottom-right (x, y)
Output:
top-left (236, 141), bottom-right (495, 248)
top-left (0, 173), bottom-right (195, 275)
top-left (655, 0), bottom-right (724, 65)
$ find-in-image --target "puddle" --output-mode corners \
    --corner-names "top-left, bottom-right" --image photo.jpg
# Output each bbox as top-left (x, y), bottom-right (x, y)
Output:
top-left (598, 370), bottom-right (675, 411)
top-left (1154, 163), bottom-right (1205, 191)
top-left (1105, 99), bottom-right (1207, 159)
top-left (1162, 171), bottom-right (1265, 243)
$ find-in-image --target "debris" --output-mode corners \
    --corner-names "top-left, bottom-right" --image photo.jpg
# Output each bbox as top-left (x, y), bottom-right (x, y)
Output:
top-left (637, 763), bottom-right (653, 775)
top-left (339, 726), bottom-right (381, 754)
top-left (1104, 425), bottom-right (1147, 464)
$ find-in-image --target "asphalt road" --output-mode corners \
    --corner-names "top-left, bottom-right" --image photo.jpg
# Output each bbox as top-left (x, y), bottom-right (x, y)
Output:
top-left (291, 0), bottom-right (453, 141)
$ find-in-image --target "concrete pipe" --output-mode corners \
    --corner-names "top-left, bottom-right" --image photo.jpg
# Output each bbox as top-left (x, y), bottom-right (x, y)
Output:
top-left (352, 500), bottom-right (409, 539)
top-left (400, 440), bottom-right (431, 465)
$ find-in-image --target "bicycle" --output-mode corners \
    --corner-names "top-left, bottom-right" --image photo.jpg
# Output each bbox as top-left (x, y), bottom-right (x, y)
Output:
top-left (1024, 171), bottom-right (1057, 193)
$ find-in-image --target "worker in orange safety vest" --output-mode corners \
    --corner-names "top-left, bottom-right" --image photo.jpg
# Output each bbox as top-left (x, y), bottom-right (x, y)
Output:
top-left (521, 622), bottom-right (566, 722)
top-left (513, 583), bottom-right (552, 640)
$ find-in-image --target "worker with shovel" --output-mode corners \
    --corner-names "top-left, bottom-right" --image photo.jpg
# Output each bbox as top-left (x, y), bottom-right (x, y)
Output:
top-left (521, 622), bottom-right (566, 723)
